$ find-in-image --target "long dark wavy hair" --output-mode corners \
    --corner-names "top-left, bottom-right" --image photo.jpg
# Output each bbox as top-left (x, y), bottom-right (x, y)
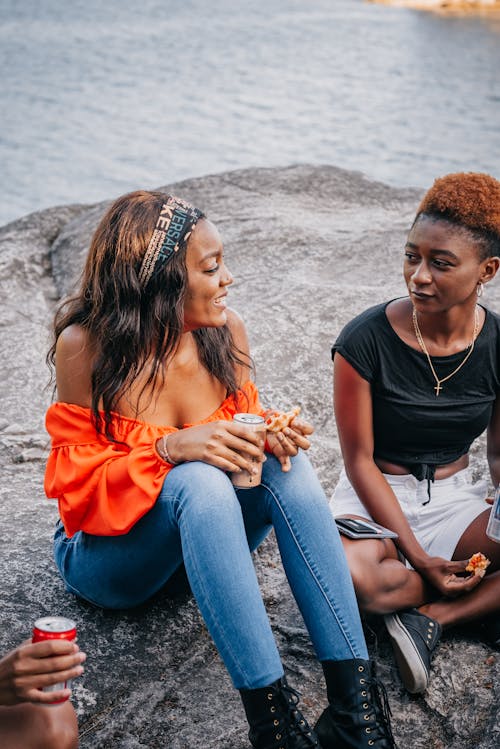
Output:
top-left (47, 190), bottom-right (250, 438)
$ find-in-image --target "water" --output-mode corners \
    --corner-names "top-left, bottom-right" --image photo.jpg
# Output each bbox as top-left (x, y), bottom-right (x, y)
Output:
top-left (1, 0), bottom-right (499, 227)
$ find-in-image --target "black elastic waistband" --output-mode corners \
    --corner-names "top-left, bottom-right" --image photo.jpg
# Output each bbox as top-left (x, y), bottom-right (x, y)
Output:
top-left (408, 463), bottom-right (435, 505)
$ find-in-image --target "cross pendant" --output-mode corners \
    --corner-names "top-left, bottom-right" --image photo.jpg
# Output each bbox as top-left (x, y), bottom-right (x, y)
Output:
top-left (434, 382), bottom-right (442, 396)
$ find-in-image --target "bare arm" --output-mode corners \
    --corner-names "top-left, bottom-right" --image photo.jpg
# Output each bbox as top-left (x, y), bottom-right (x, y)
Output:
top-left (334, 354), bottom-right (427, 563)
top-left (334, 353), bottom-right (481, 596)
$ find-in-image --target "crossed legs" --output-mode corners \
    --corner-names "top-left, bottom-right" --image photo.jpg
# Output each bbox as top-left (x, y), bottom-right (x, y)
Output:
top-left (342, 509), bottom-right (500, 629)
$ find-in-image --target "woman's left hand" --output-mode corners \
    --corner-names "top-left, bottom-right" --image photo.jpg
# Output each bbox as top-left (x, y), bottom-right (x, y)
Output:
top-left (415, 556), bottom-right (484, 598)
top-left (266, 418), bottom-right (314, 472)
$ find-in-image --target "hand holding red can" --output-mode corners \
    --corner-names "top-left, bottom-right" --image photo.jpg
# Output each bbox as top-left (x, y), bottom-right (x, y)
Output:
top-left (0, 624), bottom-right (85, 707)
top-left (27, 616), bottom-right (84, 705)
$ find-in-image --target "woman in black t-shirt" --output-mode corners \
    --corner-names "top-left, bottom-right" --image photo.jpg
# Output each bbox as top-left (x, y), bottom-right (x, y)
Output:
top-left (331, 172), bottom-right (500, 694)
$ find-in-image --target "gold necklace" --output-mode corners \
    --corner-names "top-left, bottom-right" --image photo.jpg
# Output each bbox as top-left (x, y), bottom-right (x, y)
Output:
top-left (412, 306), bottom-right (480, 396)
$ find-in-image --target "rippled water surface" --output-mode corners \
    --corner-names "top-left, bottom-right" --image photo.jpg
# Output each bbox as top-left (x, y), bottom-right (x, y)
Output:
top-left (1, 0), bottom-right (499, 225)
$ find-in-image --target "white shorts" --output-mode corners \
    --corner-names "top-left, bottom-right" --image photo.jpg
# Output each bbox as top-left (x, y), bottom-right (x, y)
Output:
top-left (330, 467), bottom-right (490, 562)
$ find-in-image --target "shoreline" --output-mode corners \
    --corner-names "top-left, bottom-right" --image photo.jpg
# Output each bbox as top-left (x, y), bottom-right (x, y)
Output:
top-left (369, 0), bottom-right (500, 15)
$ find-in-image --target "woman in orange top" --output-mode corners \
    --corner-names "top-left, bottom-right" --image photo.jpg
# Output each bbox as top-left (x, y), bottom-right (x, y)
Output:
top-left (45, 191), bottom-right (395, 749)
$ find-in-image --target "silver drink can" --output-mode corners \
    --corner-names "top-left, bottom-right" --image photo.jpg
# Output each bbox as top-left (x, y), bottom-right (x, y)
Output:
top-left (230, 413), bottom-right (266, 488)
top-left (486, 486), bottom-right (500, 543)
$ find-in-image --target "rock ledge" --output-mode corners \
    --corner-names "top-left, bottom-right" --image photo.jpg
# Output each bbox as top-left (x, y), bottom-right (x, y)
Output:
top-left (0, 165), bottom-right (498, 748)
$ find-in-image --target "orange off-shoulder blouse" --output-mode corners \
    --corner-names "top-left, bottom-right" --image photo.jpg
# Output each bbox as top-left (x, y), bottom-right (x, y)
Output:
top-left (44, 381), bottom-right (265, 538)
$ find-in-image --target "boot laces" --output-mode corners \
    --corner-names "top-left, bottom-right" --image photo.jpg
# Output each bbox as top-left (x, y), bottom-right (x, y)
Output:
top-left (277, 683), bottom-right (318, 748)
top-left (365, 673), bottom-right (398, 748)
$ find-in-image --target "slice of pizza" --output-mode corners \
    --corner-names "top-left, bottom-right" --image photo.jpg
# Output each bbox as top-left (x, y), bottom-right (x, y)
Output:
top-left (465, 552), bottom-right (491, 578)
top-left (265, 406), bottom-right (301, 433)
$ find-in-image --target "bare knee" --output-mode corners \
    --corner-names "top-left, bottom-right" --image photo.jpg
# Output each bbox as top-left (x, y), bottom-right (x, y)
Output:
top-left (349, 560), bottom-right (389, 614)
top-left (0, 702), bottom-right (78, 749)
top-left (32, 703), bottom-right (78, 749)
top-left (43, 702), bottom-right (78, 749)
top-left (342, 538), bottom-right (411, 614)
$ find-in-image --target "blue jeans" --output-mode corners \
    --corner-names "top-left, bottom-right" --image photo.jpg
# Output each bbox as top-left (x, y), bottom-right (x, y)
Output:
top-left (54, 451), bottom-right (368, 689)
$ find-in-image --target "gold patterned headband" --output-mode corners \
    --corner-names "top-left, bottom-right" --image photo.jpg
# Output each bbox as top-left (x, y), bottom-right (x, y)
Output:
top-left (138, 195), bottom-right (203, 287)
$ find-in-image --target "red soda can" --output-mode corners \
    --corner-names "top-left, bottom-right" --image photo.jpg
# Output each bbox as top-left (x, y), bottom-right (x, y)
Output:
top-left (32, 616), bottom-right (77, 704)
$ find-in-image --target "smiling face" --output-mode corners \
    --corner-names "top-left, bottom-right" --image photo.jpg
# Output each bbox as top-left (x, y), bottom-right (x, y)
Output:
top-left (183, 218), bottom-right (233, 331)
top-left (404, 215), bottom-right (496, 314)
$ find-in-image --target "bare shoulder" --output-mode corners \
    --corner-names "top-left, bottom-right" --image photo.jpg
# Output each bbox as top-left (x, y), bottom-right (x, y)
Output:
top-left (385, 297), bottom-right (414, 344)
top-left (56, 323), bottom-right (89, 353)
top-left (55, 324), bottom-right (93, 406)
top-left (385, 297), bottom-right (411, 325)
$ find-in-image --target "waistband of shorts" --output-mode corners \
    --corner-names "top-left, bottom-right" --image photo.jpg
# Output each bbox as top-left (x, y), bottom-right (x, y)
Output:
top-left (380, 466), bottom-right (471, 488)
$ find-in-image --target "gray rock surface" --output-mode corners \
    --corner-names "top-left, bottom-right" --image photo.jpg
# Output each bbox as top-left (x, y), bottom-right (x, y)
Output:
top-left (0, 165), bottom-right (498, 748)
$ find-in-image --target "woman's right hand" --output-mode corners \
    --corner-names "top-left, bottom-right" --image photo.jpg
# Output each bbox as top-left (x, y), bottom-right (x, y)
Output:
top-left (0, 640), bottom-right (86, 706)
top-left (414, 556), bottom-right (484, 598)
top-left (157, 420), bottom-right (266, 475)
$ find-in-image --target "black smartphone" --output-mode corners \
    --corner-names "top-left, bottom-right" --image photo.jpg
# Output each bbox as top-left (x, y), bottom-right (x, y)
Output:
top-left (335, 517), bottom-right (398, 540)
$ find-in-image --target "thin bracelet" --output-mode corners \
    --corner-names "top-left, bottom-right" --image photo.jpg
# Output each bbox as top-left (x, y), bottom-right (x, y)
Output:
top-left (158, 434), bottom-right (179, 465)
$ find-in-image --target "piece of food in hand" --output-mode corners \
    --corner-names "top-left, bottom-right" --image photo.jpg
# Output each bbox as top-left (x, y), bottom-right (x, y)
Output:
top-left (465, 552), bottom-right (491, 578)
top-left (265, 406), bottom-right (301, 433)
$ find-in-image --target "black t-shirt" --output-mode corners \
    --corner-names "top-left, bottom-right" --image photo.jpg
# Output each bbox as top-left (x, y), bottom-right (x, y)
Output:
top-left (332, 300), bottom-right (500, 480)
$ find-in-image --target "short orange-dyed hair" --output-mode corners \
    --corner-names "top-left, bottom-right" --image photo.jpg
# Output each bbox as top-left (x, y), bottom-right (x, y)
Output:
top-left (415, 172), bottom-right (500, 259)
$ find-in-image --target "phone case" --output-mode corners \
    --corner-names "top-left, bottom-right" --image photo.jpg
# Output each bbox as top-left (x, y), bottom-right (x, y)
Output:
top-left (335, 518), bottom-right (398, 540)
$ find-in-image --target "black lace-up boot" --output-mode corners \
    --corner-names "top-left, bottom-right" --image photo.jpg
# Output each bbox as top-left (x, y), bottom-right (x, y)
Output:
top-left (240, 677), bottom-right (320, 749)
top-left (315, 659), bottom-right (397, 749)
